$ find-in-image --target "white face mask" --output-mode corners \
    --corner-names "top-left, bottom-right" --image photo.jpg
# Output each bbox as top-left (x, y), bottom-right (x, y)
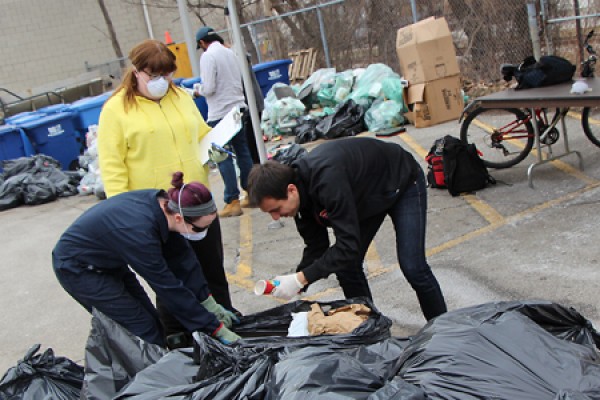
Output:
top-left (146, 77), bottom-right (169, 98)
top-left (181, 228), bottom-right (208, 241)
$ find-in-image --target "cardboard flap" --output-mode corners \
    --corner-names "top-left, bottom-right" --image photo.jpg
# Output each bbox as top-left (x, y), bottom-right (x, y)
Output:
top-left (396, 17), bottom-right (450, 47)
top-left (407, 83), bottom-right (426, 104)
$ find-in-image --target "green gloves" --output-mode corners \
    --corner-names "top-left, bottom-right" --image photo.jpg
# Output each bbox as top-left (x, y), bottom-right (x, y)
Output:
top-left (208, 147), bottom-right (230, 164)
top-left (214, 324), bottom-right (241, 345)
top-left (200, 295), bottom-right (240, 328)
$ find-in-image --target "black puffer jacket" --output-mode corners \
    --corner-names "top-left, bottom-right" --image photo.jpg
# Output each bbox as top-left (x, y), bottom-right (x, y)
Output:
top-left (292, 137), bottom-right (420, 283)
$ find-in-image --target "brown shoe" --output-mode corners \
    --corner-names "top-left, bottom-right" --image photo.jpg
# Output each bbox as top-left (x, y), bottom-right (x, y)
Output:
top-left (240, 197), bottom-right (255, 208)
top-left (219, 199), bottom-right (243, 218)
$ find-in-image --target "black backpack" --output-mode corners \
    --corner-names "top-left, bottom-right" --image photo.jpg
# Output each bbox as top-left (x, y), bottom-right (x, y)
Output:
top-left (426, 135), bottom-right (495, 196)
top-left (513, 55), bottom-right (576, 90)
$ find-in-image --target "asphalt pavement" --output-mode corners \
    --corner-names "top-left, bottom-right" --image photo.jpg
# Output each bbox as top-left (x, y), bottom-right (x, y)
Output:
top-left (1, 115), bottom-right (599, 373)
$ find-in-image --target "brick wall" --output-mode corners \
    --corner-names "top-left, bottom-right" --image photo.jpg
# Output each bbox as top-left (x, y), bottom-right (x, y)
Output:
top-left (0, 0), bottom-right (223, 97)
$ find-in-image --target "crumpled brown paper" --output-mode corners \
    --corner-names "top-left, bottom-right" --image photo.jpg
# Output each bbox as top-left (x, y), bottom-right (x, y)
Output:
top-left (307, 303), bottom-right (371, 335)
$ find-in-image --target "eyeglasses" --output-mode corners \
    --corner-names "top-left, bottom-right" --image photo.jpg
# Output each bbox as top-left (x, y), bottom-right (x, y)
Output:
top-left (184, 217), bottom-right (210, 233)
top-left (141, 70), bottom-right (174, 81)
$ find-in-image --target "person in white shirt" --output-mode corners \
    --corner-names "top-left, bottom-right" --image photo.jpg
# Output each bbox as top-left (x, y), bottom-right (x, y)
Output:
top-left (195, 26), bottom-right (254, 218)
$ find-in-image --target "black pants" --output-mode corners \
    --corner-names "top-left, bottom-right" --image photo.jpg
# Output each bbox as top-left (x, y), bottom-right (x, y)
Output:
top-left (244, 110), bottom-right (261, 165)
top-left (157, 217), bottom-right (235, 339)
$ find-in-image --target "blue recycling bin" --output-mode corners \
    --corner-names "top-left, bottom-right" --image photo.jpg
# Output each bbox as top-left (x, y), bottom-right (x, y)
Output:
top-left (0, 125), bottom-right (35, 172)
top-left (4, 111), bottom-right (45, 125)
top-left (18, 111), bottom-right (82, 170)
top-left (37, 103), bottom-right (70, 114)
top-left (252, 59), bottom-right (293, 98)
top-left (181, 77), bottom-right (209, 121)
top-left (67, 94), bottom-right (109, 135)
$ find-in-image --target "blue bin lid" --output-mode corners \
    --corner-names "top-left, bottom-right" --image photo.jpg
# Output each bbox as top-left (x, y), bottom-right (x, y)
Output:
top-left (18, 111), bottom-right (75, 129)
top-left (252, 59), bottom-right (293, 72)
top-left (67, 95), bottom-right (108, 111)
top-left (0, 124), bottom-right (19, 134)
top-left (6, 113), bottom-right (46, 125)
top-left (181, 77), bottom-right (202, 87)
top-left (4, 111), bottom-right (44, 124)
top-left (37, 103), bottom-right (70, 114)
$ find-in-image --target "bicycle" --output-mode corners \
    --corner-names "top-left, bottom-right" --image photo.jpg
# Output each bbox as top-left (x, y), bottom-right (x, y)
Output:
top-left (460, 30), bottom-right (599, 169)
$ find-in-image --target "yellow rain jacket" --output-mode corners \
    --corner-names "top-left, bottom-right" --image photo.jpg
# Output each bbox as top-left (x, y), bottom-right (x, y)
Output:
top-left (98, 87), bottom-right (211, 197)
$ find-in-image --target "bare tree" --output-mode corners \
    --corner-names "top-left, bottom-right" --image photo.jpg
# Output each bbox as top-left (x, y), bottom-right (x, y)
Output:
top-left (97, 0), bottom-right (126, 68)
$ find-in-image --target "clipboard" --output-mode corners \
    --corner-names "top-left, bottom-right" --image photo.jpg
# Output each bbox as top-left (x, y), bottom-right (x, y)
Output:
top-left (198, 106), bottom-right (243, 164)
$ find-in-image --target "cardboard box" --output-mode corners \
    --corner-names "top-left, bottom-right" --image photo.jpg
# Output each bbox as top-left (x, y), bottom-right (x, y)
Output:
top-left (396, 17), bottom-right (460, 84)
top-left (404, 75), bottom-right (464, 128)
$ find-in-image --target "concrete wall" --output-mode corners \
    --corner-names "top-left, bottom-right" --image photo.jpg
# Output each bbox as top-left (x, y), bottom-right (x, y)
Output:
top-left (0, 0), bottom-right (223, 97)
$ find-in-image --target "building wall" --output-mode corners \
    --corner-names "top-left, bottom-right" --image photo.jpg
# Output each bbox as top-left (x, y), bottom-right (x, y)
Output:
top-left (0, 0), bottom-right (222, 97)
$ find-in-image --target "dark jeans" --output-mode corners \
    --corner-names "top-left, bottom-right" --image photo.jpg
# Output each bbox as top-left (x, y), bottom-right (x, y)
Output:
top-left (335, 170), bottom-right (447, 321)
top-left (156, 217), bottom-right (236, 338)
top-left (53, 256), bottom-right (166, 347)
top-left (208, 118), bottom-right (254, 204)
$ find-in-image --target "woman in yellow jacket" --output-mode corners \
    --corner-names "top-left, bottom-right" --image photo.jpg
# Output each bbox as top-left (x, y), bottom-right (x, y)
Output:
top-left (97, 39), bottom-right (238, 344)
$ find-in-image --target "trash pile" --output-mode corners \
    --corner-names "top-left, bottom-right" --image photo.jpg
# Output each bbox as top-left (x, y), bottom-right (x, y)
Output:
top-left (3, 300), bottom-right (600, 399)
top-left (0, 154), bottom-right (81, 211)
top-left (76, 125), bottom-right (105, 199)
top-left (261, 63), bottom-right (409, 144)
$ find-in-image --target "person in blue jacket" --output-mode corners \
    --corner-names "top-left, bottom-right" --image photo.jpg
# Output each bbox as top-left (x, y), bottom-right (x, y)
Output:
top-left (248, 137), bottom-right (447, 321)
top-left (52, 172), bottom-right (240, 347)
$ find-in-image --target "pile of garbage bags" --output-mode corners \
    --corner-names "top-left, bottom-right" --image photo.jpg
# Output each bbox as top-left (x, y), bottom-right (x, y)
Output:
top-left (76, 125), bottom-right (105, 199)
top-left (0, 154), bottom-right (81, 211)
top-left (3, 300), bottom-right (600, 399)
top-left (261, 64), bottom-right (409, 143)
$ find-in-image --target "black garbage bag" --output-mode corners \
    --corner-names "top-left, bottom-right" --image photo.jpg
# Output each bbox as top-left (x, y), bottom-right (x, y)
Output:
top-left (265, 341), bottom-right (425, 399)
top-left (0, 174), bottom-right (26, 211)
top-left (22, 175), bottom-right (58, 205)
top-left (396, 301), bottom-right (600, 400)
top-left (293, 118), bottom-right (321, 144)
top-left (81, 309), bottom-right (167, 400)
top-left (270, 143), bottom-right (308, 165)
top-left (114, 335), bottom-right (417, 400)
top-left (97, 298), bottom-right (411, 399)
top-left (0, 154), bottom-right (79, 211)
top-left (0, 344), bottom-right (84, 400)
top-left (315, 99), bottom-right (366, 139)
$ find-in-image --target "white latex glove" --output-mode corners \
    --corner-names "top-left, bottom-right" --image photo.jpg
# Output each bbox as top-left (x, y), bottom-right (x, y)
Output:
top-left (271, 273), bottom-right (303, 300)
top-left (193, 83), bottom-right (203, 96)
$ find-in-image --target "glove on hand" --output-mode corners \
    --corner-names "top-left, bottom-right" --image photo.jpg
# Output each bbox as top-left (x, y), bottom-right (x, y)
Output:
top-left (213, 323), bottom-right (241, 345)
top-left (208, 148), bottom-right (230, 164)
top-left (200, 295), bottom-right (240, 328)
top-left (271, 273), bottom-right (303, 300)
top-left (193, 83), bottom-right (203, 96)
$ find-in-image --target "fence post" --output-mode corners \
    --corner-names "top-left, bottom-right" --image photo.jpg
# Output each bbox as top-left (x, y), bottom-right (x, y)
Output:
top-left (316, 7), bottom-right (332, 68)
top-left (527, 0), bottom-right (543, 59)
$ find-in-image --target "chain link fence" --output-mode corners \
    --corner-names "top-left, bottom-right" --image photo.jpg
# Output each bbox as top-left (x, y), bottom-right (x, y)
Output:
top-left (225, 0), bottom-right (599, 97)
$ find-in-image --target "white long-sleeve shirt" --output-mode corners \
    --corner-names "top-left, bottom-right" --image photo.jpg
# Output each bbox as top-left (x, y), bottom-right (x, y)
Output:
top-left (198, 42), bottom-right (246, 122)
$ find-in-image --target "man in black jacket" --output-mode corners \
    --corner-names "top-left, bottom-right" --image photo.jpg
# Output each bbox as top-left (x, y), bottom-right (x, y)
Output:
top-left (248, 137), bottom-right (446, 321)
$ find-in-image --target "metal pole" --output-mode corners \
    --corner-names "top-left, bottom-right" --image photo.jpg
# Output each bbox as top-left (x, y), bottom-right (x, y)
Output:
top-left (141, 0), bottom-right (154, 39)
top-left (227, 0), bottom-right (267, 163)
top-left (249, 25), bottom-right (263, 64)
top-left (527, 1), bottom-right (542, 59)
top-left (176, 0), bottom-right (201, 77)
top-left (316, 8), bottom-right (331, 68)
top-left (410, 0), bottom-right (418, 23)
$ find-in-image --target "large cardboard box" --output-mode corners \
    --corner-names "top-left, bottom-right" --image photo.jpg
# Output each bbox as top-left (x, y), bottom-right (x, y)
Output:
top-left (396, 17), bottom-right (460, 84)
top-left (404, 75), bottom-right (464, 128)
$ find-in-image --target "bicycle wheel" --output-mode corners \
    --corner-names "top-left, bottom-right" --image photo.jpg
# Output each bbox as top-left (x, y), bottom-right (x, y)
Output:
top-left (460, 107), bottom-right (535, 169)
top-left (581, 106), bottom-right (600, 148)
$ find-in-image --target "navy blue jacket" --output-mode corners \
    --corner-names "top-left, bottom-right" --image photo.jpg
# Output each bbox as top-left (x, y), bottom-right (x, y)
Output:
top-left (292, 137), bottom-right (420, 283)
top-left (53, 189), bottom-right (220, 334)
